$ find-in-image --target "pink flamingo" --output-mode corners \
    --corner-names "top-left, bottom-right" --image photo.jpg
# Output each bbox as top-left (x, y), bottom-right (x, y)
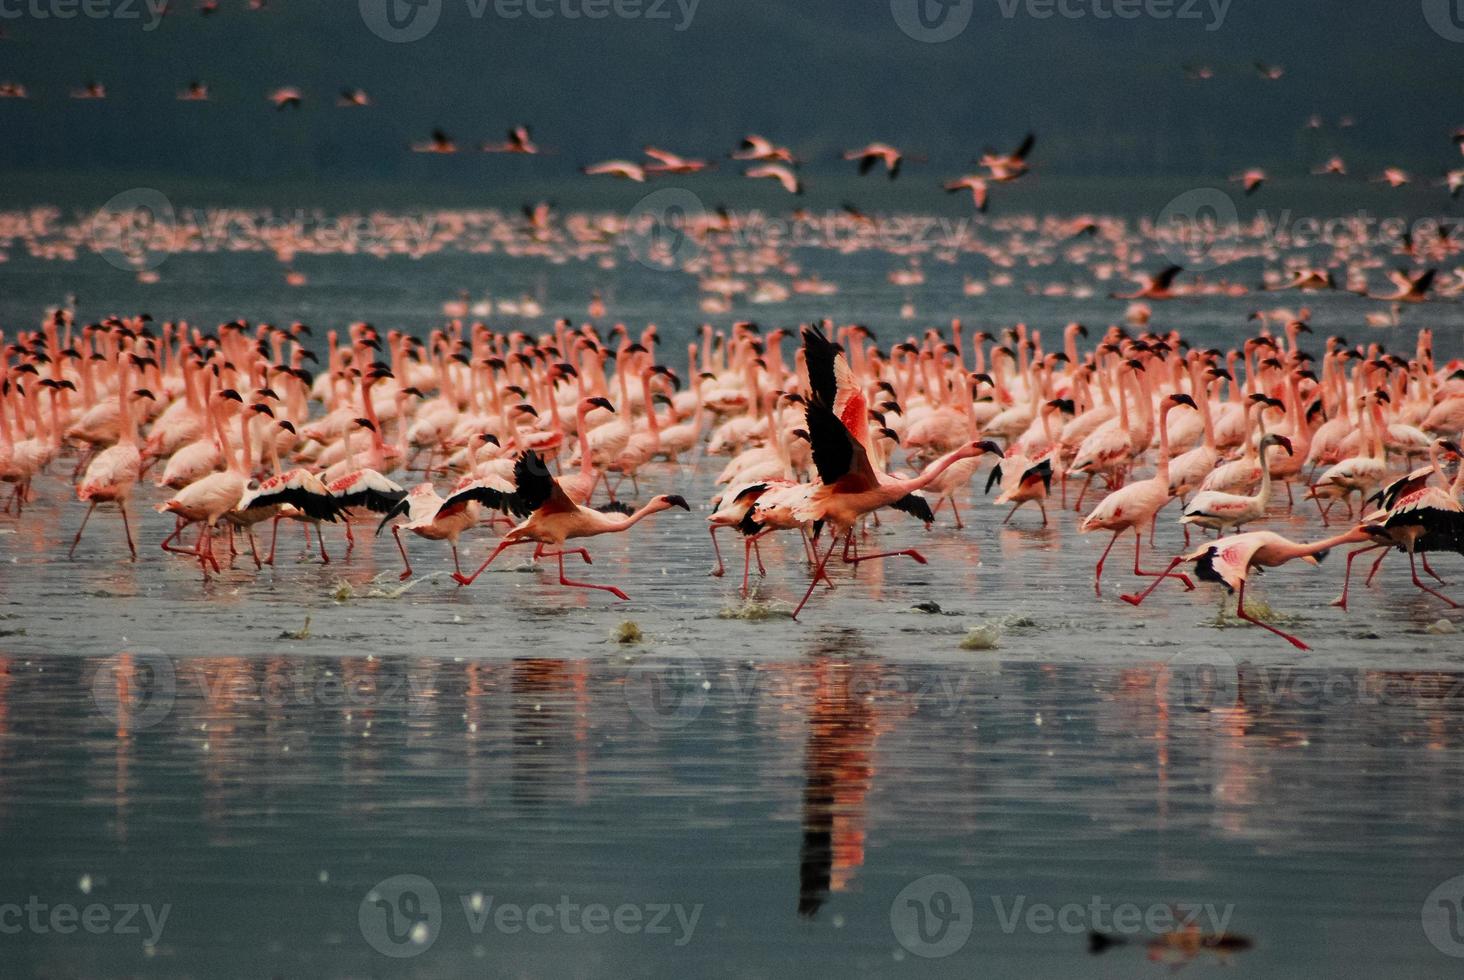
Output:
top-left (450, 450), bottom-right (689, 600)
top-left (70, 355), bottom-right (152, 560)
top-left (1121, 526), bottom-right (1374, 650)
top-left (1079, 393), bottom-right (1198, 596)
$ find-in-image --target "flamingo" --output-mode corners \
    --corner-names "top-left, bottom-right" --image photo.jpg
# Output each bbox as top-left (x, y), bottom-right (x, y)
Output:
top-left (375, 481), bottom-right (481, 581)
top-left (843, 143), bottom-right (907, 179)
top-left (784, 325), bottom-right (1001, 619)
top-left (449, 451), bottom-right (689, 599)
top-left (1182, 433), bottom-right (1293, 533)
top-left (70, 355), bottom-right (150, 560)
top-left (582, 160), bottom-right (646, 182)
top-left (1121, 526), bottom-right (1376, 650)
top-left (1079, 393), bottom-right (1198, 596)
top-left (1332, 439), bottom-right (1464, 610)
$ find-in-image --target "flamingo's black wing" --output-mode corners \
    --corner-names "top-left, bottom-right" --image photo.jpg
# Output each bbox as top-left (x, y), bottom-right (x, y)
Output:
top-left (805, 400), bottom-right (858, 485)
top-left (506, 450), bottom-right (571, 517)
top-left (595, 501), bottom-right (635, 516)
top-left (985, 462), bottom-right (1004, 495)
top-left (1390, 507), bottom-right (1464, 554)
top-left (1012, 132), bottom-right (1035, 160)
top-left (890, 492), bottom-right (933, 524)
top-left (801, 323), bottom-right (841, 408)
top-left (248, 485), bottom-right (343, 523)
top-left (1021, 457), bottom-right (1054, 493)
top-left (334, 482), bottom-right (406, 515)
top-left (438, 482), bottom-right (514, 519)
top-left (1152, 265), bottom-right (1184, 290)
top-left (375, 497), bottom-right (412, 536)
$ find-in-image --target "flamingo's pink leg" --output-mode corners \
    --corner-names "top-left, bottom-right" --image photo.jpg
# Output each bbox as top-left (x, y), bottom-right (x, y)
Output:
top-left (392, 525), bottom-right (413, 581)
top-left (1237, 578), bottom-right (1310, 650)
top-left (1074, 474), bottom-right (1094, 512)
top-left (1121, 556), bottom-right (1189, 606)
top-left (556, 550), bottom-right (628, 601)
top-left (1332, 544), bottom-right (1385, 610)
top-left (69, 502), bottom-right (97, 559)
top-left (453, 537), bottom-right (526, 586)
top-left (1364, 548), bottom-right (1388, 587)
top-left (1421, 553), bottom-right (1447, 586)
top-left (793, 533), bottom-right (841, 621)
top-left (1132, 530), bottom-right (1193, 588)
top-left (120, 502), bottom-right (137, 561)
top-left (1093, 529), bottom-right (1121, 596)
top-left (709, 525), bottom-right (725, 577)
top-left (1409, 551), bottom-right (1459, 608)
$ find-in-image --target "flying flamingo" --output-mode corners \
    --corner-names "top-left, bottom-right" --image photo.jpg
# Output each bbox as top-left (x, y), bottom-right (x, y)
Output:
top-left (449, 450), bottom-right (689, 599)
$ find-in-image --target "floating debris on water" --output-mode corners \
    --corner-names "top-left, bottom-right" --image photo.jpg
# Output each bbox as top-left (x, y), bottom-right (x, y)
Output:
top-left (961, 622), bottom-right (1003, 650)
top-left (279, 615), bottom-right (312, 640)
top-left (613, 620), bottom-right (644, 644)
top-left (1426, 618), bottom-right (1457, 635)
top-left (331, 581), bottom-right (354, 603)
top-left (911, 600), bottom-right (942, 614)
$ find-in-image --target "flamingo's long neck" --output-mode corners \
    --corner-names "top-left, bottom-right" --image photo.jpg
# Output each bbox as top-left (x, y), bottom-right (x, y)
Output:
top-left (1156, 404), bottom-right (1174, 484)
top-left (0, 391), bottom-right (13, 452)
top-left (116, 358), bottom-right (136, 448)
top-left (601, 501), bottom-right (665, 533)
top-left (640, 372), bottom-right (661, 444)
top-left (901, 445), bottom-right (978, 496)
top-left (1369, 399), bottom-right (1386, 460)
top-left (1195, 367), bottom-right (1216, 449)
top-left (575, 402), bottom-right (595, 479)
top-left (236, 407), bottom-right (252, 476)
top-left (1278, 525), bottom-right (1373, 560)
top-left (1256, 440), bottom-right (1276, 503)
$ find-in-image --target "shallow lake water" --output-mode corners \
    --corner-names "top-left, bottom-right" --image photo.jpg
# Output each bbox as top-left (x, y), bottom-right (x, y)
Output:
top-left (3, 195), bottom-right (1464, 976)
